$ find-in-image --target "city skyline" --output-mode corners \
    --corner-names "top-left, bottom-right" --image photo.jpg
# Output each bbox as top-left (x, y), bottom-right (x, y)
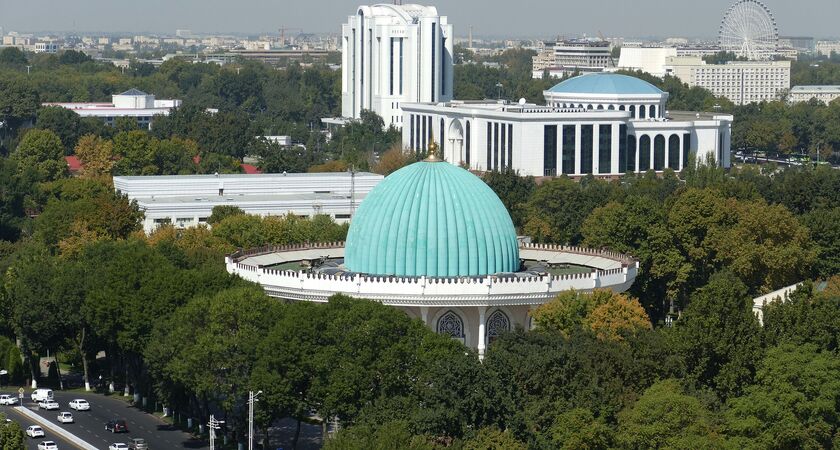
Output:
top-left (1, 0), bottom-right (838, 39)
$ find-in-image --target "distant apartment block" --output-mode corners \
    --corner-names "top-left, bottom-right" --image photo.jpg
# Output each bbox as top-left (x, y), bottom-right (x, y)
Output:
top-left (532, 39), bottom-right (614, 79)
top-left (816, 41), bottom-right (840, 57)
top-left (617, 47), bottom-right (677, 77)
top-left (43, 89), bottom-right (181, 130)
top-left (33, 42), bottom-right (58, 54)
top-left (778, 36), bottom-right (815, 53)
top-left (665, 57), bottom-right (790, 105)
top-left (789, 86), bottom-right (840, 104)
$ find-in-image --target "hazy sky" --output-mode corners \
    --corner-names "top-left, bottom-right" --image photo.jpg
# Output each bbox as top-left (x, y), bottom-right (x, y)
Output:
top-left (1, 0), bottom-right (837, 39)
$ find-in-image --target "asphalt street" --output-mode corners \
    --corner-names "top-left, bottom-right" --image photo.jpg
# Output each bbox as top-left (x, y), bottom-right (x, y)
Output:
top-left (1, 390), bottom-right (207, 450)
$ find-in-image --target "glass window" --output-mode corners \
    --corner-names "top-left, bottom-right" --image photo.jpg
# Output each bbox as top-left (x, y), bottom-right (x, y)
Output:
top-left (493, 123), bottom-right (499, 171)
top-left (486, 310), bottom-right (510, 345)
top-left (627, 134), bottom-right (636, 173)
top-left (500, 123), bottom-right (506, 169)
top-left (431, 25), bottom-right (436, 99)
top-left (486, 122), bottom-right (492, 170)
top-left (629, 105), bottom-right (636, 118)
top-left (639, 105), bottom-right (647, 119)
top-left (562, 125), bottom-right (575, 174)
top-left (544, 125), bottom-right (557, 176)
top-left (599, 124), bottom-right (612, 174)
top-left (654, 135), bottom-right (666, 170)
top-left (437, 311), bottom-right (464, 338)
top-left (465, 121), bottom-right (471, 165)
top-left (507, 124), bottom-right (513, 168)
top-left (580, 125), bottom-right (594, 174)
top-left (650, 105), bottom-right (657, 118)
top-left (682, 133), bottom-right (690, 168)
top-left (668, 134), bottom-right (680, 169)
top-left (618, 125), bottom-right (627, 173)
top-left (440, 118), bottom-right (445, 155)
top-left (409, 114), bottom-right (415, 151)
top-left (639, 135), bottom-right (650, 172)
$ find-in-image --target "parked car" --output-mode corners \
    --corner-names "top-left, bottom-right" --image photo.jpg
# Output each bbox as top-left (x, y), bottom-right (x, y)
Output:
top-left (31, 389), bottom-right (53, 402)
top-left (68, 399), bottom-right (90, 411)
top-left (0, 394), bottom-right (18, 405)
top-left (38, 400), bottom-right (60, 410)
top-left (38, 442), bottom-right (58, 450)
top-left (57, 412), bottom-right (74, 423)
top-left (109, 444), bottom-right (128, 450)
top-left (105, 419), bottom-right (128, 433)
top-left (25, 425), bottom-right (44, 438)
top-left (128, 438), bottom-right (147, 450)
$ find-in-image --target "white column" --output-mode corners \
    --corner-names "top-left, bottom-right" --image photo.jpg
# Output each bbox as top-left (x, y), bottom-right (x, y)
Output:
top-left (678, 133), bottom-right (684, 171)
top-left (420, 307), bottom-right (429, 326)
top-left (477, 306), bottom-right (487, 360)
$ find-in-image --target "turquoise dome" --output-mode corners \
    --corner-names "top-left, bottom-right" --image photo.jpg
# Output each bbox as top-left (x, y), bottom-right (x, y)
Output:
top-left (548, 73), bottom-right (663, 95)
top-left (345, 161), bottom-right (519, 277)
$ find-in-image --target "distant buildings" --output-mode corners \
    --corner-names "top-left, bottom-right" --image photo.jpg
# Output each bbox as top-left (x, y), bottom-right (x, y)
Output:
top-left (340, 3), bottom-right (454, 128)
top-left (617, 47), bottom-right (678, 77)
top-left (43, 89), bottom-right (181, 130)
top-left (113, 172), bottom-right (384, 234)
top-left (532, 39), bottom-right (615, 79)
top-left (779, 36), bottom-right (815, 53)
top-left (665, 57), bottom-right (790, 105)
top-left (816, 41), bottom-right (840, 57)
top-left (33, 42), bottom-right (58, 54)
top-left (402, 72), bottom-right (732, 178)
top-left (789, 86), bottom-right (840, 104)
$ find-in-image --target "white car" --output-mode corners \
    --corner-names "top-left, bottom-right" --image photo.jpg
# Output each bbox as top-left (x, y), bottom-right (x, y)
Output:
top-left (38, 441), bottom-right (58, 450)
top-left (38, 400), bottom-right (60, 410)
top-left (68, 399), bottom-right (90, 411)
top-left (57, 412), bottom-right (74, 423)
top-left (109, 444), bottom-right (128, 450)
top-left (25, 425), bottom-right (44, 437)
top-left (0, 394), bottom-right (18, 405)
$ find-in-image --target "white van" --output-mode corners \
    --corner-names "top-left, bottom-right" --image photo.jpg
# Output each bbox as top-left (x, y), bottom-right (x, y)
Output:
top-left (30, 389), bottom-right (53, 402)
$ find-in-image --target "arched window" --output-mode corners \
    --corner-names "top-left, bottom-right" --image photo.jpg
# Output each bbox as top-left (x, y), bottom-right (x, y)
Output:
top-left (608, 105), bottom-right (615, 110)
top-left (587, 104), bottom-right (593, 110)
top-left (486, 310), bottom-right (510, 344)
top-left (597, 104), bottom-right (604, 110)
top-left (639, 105), bottom-right (647, 119)
top-left (629, 105), bottom-right (636, 118)
top-left (650, 105), bottom-right (657, 118)
top-left (654, 135), bottom-right (666, 170)
top-left (639, 135), bottom-right (651, 172)
top-left (619, 105), bottom-right (626, 111)
top-left (668, 134), bottom-right (680, 169)
top-left (437, 311), bottom-right (464, 339)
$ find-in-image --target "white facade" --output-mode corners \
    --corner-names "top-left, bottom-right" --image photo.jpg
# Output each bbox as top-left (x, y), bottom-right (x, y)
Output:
top-left (617, 47), bottom-right (678, 77)
top-left (33, 42), bottom-right (58, 54)
top-left (43, 89), bottom-right (181, 130)
top-left (665, 57), bottom-right (790, 105)
top-left (553, 39), bottom-right (613, 69)
top-left (402, 75), bottom-right (732, 178)
top-left (341, 4), bottom-right (453, 129)
top-left (113, 172), bottom-right (384, 233)
top-left (816, 41), bottom-right (840, 57)
top-left (789, 85), bottom-right (840, 104)
top-left (227, 242), bottom-right (638, 355)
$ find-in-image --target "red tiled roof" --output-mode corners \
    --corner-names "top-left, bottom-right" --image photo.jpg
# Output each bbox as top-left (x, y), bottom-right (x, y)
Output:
top-left (65, 156), bottom-right (83, 172)
top-left (241, 163), bottom-right (262, 174)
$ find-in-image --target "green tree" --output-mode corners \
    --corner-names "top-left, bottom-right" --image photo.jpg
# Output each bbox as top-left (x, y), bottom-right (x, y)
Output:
top-left (74, 134), bottom-right (115, 177)
top-left (463, 427), bottom-right (527, 450)
top-left (0, 77), bottom-right (39, 129)
top-left (0, 413), bottom-right (25, 449)
top-left (800, 207), bottom-right (840, 277)
top-left (523, 176), bottom-right (614, 244)
top-left (36, 106), bottom-right (81, 152)
top-left (675, 271), bottom-right (764, 399)
top-left (616, 379), bottom-right (726, 449)
top-left (207, 205), bottom-right (245, 225)
top-left (483, 168), bottom-right (536, 229)
top-left (762, 280), bottom-right (840, 352)
top-left (323, 421), bottom-right (434, 450)
top-left (6, 346), bottom-right (24, 385)
top-left (0, 47), bottom-right (27, 65)
top-left (550, 408), bottom-right (613, 450)
top-left (723, 344), bottom-right (840, 449)
top-left (10, 129), bottom-right (66, 181)
top-left (112, 130), bottom-right (156, 174)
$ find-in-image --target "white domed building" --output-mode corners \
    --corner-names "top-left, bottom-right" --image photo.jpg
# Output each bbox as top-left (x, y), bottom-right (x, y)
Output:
top-left (402, 72), bottom-right (733, 178)
top-left (226, 147), bottom-right (638, 357)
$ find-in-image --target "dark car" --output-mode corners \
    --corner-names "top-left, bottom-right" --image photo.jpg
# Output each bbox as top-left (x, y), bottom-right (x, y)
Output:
top-left (105, 419), bottom-right (128, 433)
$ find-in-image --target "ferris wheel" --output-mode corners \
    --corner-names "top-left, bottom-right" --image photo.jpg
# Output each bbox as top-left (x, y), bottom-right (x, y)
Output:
top-left (718, 0), bottom-right (779, 60)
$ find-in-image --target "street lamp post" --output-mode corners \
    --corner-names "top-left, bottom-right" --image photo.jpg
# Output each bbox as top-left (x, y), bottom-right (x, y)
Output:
top-left (496, 82), bottom-right (503, 100)
top-left (247, 390), bottom-right (262, 450)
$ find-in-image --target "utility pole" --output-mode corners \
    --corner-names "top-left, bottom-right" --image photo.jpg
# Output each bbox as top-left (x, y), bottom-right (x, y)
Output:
top-left (208, 415), bottom-right (224, 450)
top-left (247, 390), bottom-right (262, 450)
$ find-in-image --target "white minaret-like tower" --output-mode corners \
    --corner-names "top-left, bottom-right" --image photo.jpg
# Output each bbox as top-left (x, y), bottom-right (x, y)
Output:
top-left (341, 3), bottom-right (454, 129)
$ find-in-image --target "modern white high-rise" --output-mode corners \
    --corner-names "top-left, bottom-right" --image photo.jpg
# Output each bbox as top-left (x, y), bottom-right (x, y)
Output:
top-left (665, 57), bottom-right (790, 105)
top-left (341, 4), bottom-right (453, 129)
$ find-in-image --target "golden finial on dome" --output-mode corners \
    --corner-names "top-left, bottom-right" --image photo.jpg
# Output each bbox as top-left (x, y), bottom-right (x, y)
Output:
top-left (424, 139), bottom-right (442, 162)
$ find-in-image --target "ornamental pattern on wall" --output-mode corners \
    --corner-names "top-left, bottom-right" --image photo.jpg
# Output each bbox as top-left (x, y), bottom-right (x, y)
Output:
top-left (437, 311), bottom-right (464, 338)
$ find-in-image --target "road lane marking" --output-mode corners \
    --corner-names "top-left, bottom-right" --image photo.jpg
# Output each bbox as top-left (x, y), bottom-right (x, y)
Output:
top-left (13, 406), bottom-right (97, 450)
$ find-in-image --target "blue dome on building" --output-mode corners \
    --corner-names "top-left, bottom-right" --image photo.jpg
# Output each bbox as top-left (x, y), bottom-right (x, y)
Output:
top-left (548, 73), bottom-right (663, 96)
top-left (345, 159), bottom-right (520, 277)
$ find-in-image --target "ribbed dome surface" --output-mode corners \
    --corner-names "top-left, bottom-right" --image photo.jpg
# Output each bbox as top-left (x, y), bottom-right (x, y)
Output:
top-left (345, 161), bottom-right (519, 277)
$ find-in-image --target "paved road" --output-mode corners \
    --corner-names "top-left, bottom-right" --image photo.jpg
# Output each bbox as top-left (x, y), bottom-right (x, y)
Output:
top-left (3, 404), bottom-right (80, 450)
top-left (1, 391), bottom-right (207, 450)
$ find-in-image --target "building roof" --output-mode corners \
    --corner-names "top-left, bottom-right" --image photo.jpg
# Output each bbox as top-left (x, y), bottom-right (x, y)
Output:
top-left (118, 88), bottom-right (148, 96)
top-left (65, 156), bottom-right (83, 172)
top-left (240, 163), bottom-right (262, 174)
top-left (344, 160), bottom-right (519, 277)
top-left (548, 73), bottom-right (663, 96)
top-left (791, 85), bottom-right (840, 93)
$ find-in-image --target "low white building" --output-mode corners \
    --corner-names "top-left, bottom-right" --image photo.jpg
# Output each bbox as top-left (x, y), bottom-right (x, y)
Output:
top-left (665, 57), bottom-right (790, 105)
top-left (789, 85), bottom-right (840, 104)
top-left (43, 89), bottom-right (181, 129)
top-left (402, 73), bottom-right (732, 177)
top-left (113, 172), bottom-right (384, 233)
top-left (617, 47), bottom-right (677, 77)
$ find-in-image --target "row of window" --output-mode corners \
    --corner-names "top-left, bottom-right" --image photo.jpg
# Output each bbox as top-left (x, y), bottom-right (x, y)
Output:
top-left (544, 126), bottom-right (690, 175)
top-left (550, 103), bottom-right (660, 119)
top-left (437, 309), bottom-right (510, 344)
top-left (486, 122), bottom-right (513, 172)
top-left (408, 114), bottom-right (434, 154)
